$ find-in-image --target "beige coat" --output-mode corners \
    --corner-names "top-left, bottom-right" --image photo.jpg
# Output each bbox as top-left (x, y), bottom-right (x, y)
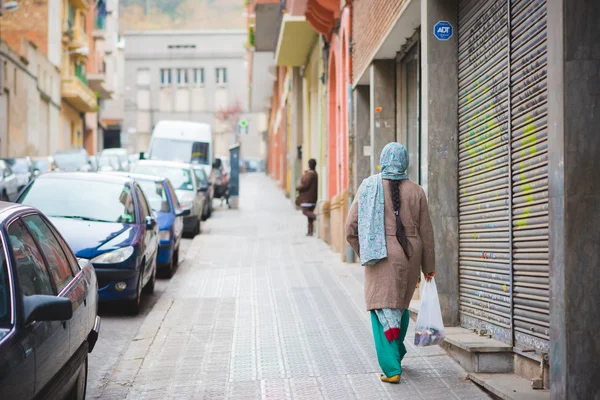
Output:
top-left (345, 179), bottom-right (435, 311)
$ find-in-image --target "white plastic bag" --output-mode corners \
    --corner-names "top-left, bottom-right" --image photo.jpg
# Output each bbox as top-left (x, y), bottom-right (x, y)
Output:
top-left (414, 278), bottom-right (445, 347)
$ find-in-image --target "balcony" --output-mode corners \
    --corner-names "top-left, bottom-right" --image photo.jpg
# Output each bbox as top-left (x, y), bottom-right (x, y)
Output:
top-left (274, 12), bottom-right (317, 66)
top-left (68, 27), bottom-right (89, 51)
top-left (88, 64), bottom-right (113, 100)
top-left (253, 1), bottom-right (280, 52)
top-left (62, 75), bottom-right (97, 113)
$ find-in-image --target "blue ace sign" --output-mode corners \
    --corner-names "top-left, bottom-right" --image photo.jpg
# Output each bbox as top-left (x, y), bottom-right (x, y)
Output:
top-left (433, 21), bottom-right (453, 41)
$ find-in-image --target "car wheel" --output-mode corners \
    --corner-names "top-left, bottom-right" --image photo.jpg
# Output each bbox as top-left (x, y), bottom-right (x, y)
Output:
top-left (143, 260), bottom-right (156, 294)
top-left (191, 217), bottom-right (200, 236)
top-left (67, 355), bottom-right (87, 400)
top-left (126, 269), bottom-right (143, 315)
top-left (201, 204), bottom-right (209, 221)
top-left (1, 191), bottom-right (8, 202)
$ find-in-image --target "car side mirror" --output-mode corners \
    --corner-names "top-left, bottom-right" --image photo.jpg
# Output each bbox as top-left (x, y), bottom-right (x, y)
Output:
top-left (145, 216), bottom-right (157, 229)
top-left (176, 208), bottom-right (191, 217)
top-left (23, 295), bottom-right (73, 325)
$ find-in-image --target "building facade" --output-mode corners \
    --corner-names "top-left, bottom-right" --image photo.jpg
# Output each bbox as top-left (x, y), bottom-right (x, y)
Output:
top-left (123, 30), bottom-right (263, 157)
top-left (0, 39), bottom-right (61, 157)
top-left (2, 0), bottom-right (102, 153)
top-left (100, 0), bottom-right (125, 149)
top-left (257, 0), bottom-right (600, 397)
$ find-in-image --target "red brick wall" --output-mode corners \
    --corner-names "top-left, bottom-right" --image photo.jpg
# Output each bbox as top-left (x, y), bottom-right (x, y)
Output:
top-left (352, 0), bottom-right (406, 84)
top-left (0, 0), bottom-right (49, 57)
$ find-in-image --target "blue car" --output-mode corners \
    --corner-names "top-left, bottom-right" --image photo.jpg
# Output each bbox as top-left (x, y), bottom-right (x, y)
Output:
top-left (0, 202), bottom-right (100, 400)
top-left (16, 172), bottom-right (159, 314)
top-left (104, 172), bottom-right (190, 278)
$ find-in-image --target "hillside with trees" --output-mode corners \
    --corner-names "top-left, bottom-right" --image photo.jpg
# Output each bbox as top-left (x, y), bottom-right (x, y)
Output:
top-left (120, 0), bottom-right (245, 31)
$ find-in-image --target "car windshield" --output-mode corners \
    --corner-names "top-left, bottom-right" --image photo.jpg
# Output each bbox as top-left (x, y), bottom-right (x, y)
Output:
top-left (54, 152), bottom-right (87, 169)
top-left (6, 158), bottom-right (29, 174)
top-left (149, 138), bottom-right (210, 165)
top-left (0, 251), bottom-right (10, 327)
top-left (133, 165), bottom-right (194, 191)
top-left (19, 178), bottom-right (137, 224)
top-left (138, 180), bottom-right (171, 212)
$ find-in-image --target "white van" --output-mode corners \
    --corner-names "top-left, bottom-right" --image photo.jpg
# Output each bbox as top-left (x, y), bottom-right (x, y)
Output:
top-left (147, 121), bottom-right (213, 176)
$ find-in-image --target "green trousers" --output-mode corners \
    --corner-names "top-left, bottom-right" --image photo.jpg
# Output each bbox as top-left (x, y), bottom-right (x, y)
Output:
top-left (370, 309), bottom-right (411, 377)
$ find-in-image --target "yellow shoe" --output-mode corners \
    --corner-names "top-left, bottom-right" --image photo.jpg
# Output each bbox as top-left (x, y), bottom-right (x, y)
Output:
top-left (379, 373), bottom-right (401, 384)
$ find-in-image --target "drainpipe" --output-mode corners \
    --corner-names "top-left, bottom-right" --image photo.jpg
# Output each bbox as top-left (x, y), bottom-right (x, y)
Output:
top-left (345, 3), bottom-right (355, 263)
top-left (81, 112), bottom-right (86, 150)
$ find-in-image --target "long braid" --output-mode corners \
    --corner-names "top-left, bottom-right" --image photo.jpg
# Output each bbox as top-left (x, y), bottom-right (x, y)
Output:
top-left (390, 180), bottom-right (410, 258)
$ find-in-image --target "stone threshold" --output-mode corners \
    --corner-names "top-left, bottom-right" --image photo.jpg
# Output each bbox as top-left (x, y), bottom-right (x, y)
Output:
top-left (409, 300), bottom-right (550, 400)
top-left (468, 373), bottom-right (550, 400)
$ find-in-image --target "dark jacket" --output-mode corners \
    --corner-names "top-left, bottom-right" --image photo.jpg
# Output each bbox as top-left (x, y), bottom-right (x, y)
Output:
top-left (296, 170), bottom-right (318, 205)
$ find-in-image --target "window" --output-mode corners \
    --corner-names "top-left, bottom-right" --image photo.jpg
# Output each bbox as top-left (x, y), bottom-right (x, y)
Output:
top-left (136, 68), bottom-right (151, 86)
top-left (160, 68), bottom-right (172, 86)
top-left (165, 180), bottom-right (180, 210)
top-left (23, 215), bottom-right (73, 292)
top-left (135, 186), bottom-right (150, 219)
top-left (19, 178), bottom-right (137, 224)
top-left (216, 67), bottom-right (227, 85)
top-left (0, 249), bottom-right (11, 326)
top-left (177, 69), bottom-right (188, 85)
top-left (193, 68), bottom-right (204, 86)
top-left (138, 180), bottom-right (171, 213)
top-left (49, 223), bottom-right (80, 276)
top-left (194, 168), bottom-right (208, 185)
top-left (132, 165), bottom-right (195, 192)
top-left (8, 219), bottom-right (54, 296)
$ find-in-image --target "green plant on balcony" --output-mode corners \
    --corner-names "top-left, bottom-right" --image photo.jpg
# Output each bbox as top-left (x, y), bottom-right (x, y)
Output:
top-left (248, 26), bottom-right (255, 48)
top-left (75, 64), bottom-right (88, 85)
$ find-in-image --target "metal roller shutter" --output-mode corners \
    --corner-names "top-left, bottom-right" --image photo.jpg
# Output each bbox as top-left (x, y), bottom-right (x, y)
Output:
top-left (458, 0), bottom-right (512, 344)
top-left (457, 0), bottom-right (549, 355)
top-left (510, 0), bottom-right (549, 354)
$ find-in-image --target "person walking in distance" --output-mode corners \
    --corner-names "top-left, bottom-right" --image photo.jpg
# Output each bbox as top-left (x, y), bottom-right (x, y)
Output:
top-left (345, 143), bottom-right (436, 384)
top-left (296, 159), bottom-right (318, 236)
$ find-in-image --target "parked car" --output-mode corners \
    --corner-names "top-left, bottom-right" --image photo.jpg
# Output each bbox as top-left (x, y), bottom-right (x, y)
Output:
top-left (0, 160), bottom-right (19, 201)
top-left (104, 172), bottom-right (190, 277)
top-left (101, 148), bottom-right (129, 171)
top-left (97, 155), bottom-right (123, 172)
top-left (0, 202), bottom-right (100, 400)
top-left (4, 157), bottom-right (34, 190)
top-left (131, 160), bottom-right (205, 237)
top-left (32, 156), bottom-right (59, 174)
top-left (54, 149), bottom-right (94, 172)
top-left (16, 172), bottom-right (158, 314)
top-left (193, 166), bottom-right (213, 220)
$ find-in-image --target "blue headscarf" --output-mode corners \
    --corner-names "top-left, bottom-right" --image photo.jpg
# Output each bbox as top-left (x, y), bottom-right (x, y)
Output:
top-left (356, 143), bottom-right (409, 266)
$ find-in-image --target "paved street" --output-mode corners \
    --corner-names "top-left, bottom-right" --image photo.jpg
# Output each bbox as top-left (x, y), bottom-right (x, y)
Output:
top-left (89, 173), bottom-right (489, 400)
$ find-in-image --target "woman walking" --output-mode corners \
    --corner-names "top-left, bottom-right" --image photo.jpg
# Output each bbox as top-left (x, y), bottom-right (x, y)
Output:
top-left (296, 159), bottom-right (318, 236)
top-left (345, 143), bottom-right (435, 383)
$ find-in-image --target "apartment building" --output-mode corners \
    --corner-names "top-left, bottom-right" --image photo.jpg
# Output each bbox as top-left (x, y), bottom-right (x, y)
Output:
top-left (123, 30), bottom-right (262, 157)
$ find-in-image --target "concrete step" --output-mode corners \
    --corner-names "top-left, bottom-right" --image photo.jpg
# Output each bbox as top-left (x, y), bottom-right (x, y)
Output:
top-left (469, 373), bottom-right (550, 400)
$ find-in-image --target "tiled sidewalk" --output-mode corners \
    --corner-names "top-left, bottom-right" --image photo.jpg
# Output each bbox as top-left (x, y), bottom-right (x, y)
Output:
top-left (95, 174), bottom-right (489, 400)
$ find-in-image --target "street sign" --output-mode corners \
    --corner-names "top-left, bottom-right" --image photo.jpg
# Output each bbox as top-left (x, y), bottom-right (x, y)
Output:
top-left (433, 21), bottom-right (453, 41)
top-left (238, 120), bottom-right (249, 136)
